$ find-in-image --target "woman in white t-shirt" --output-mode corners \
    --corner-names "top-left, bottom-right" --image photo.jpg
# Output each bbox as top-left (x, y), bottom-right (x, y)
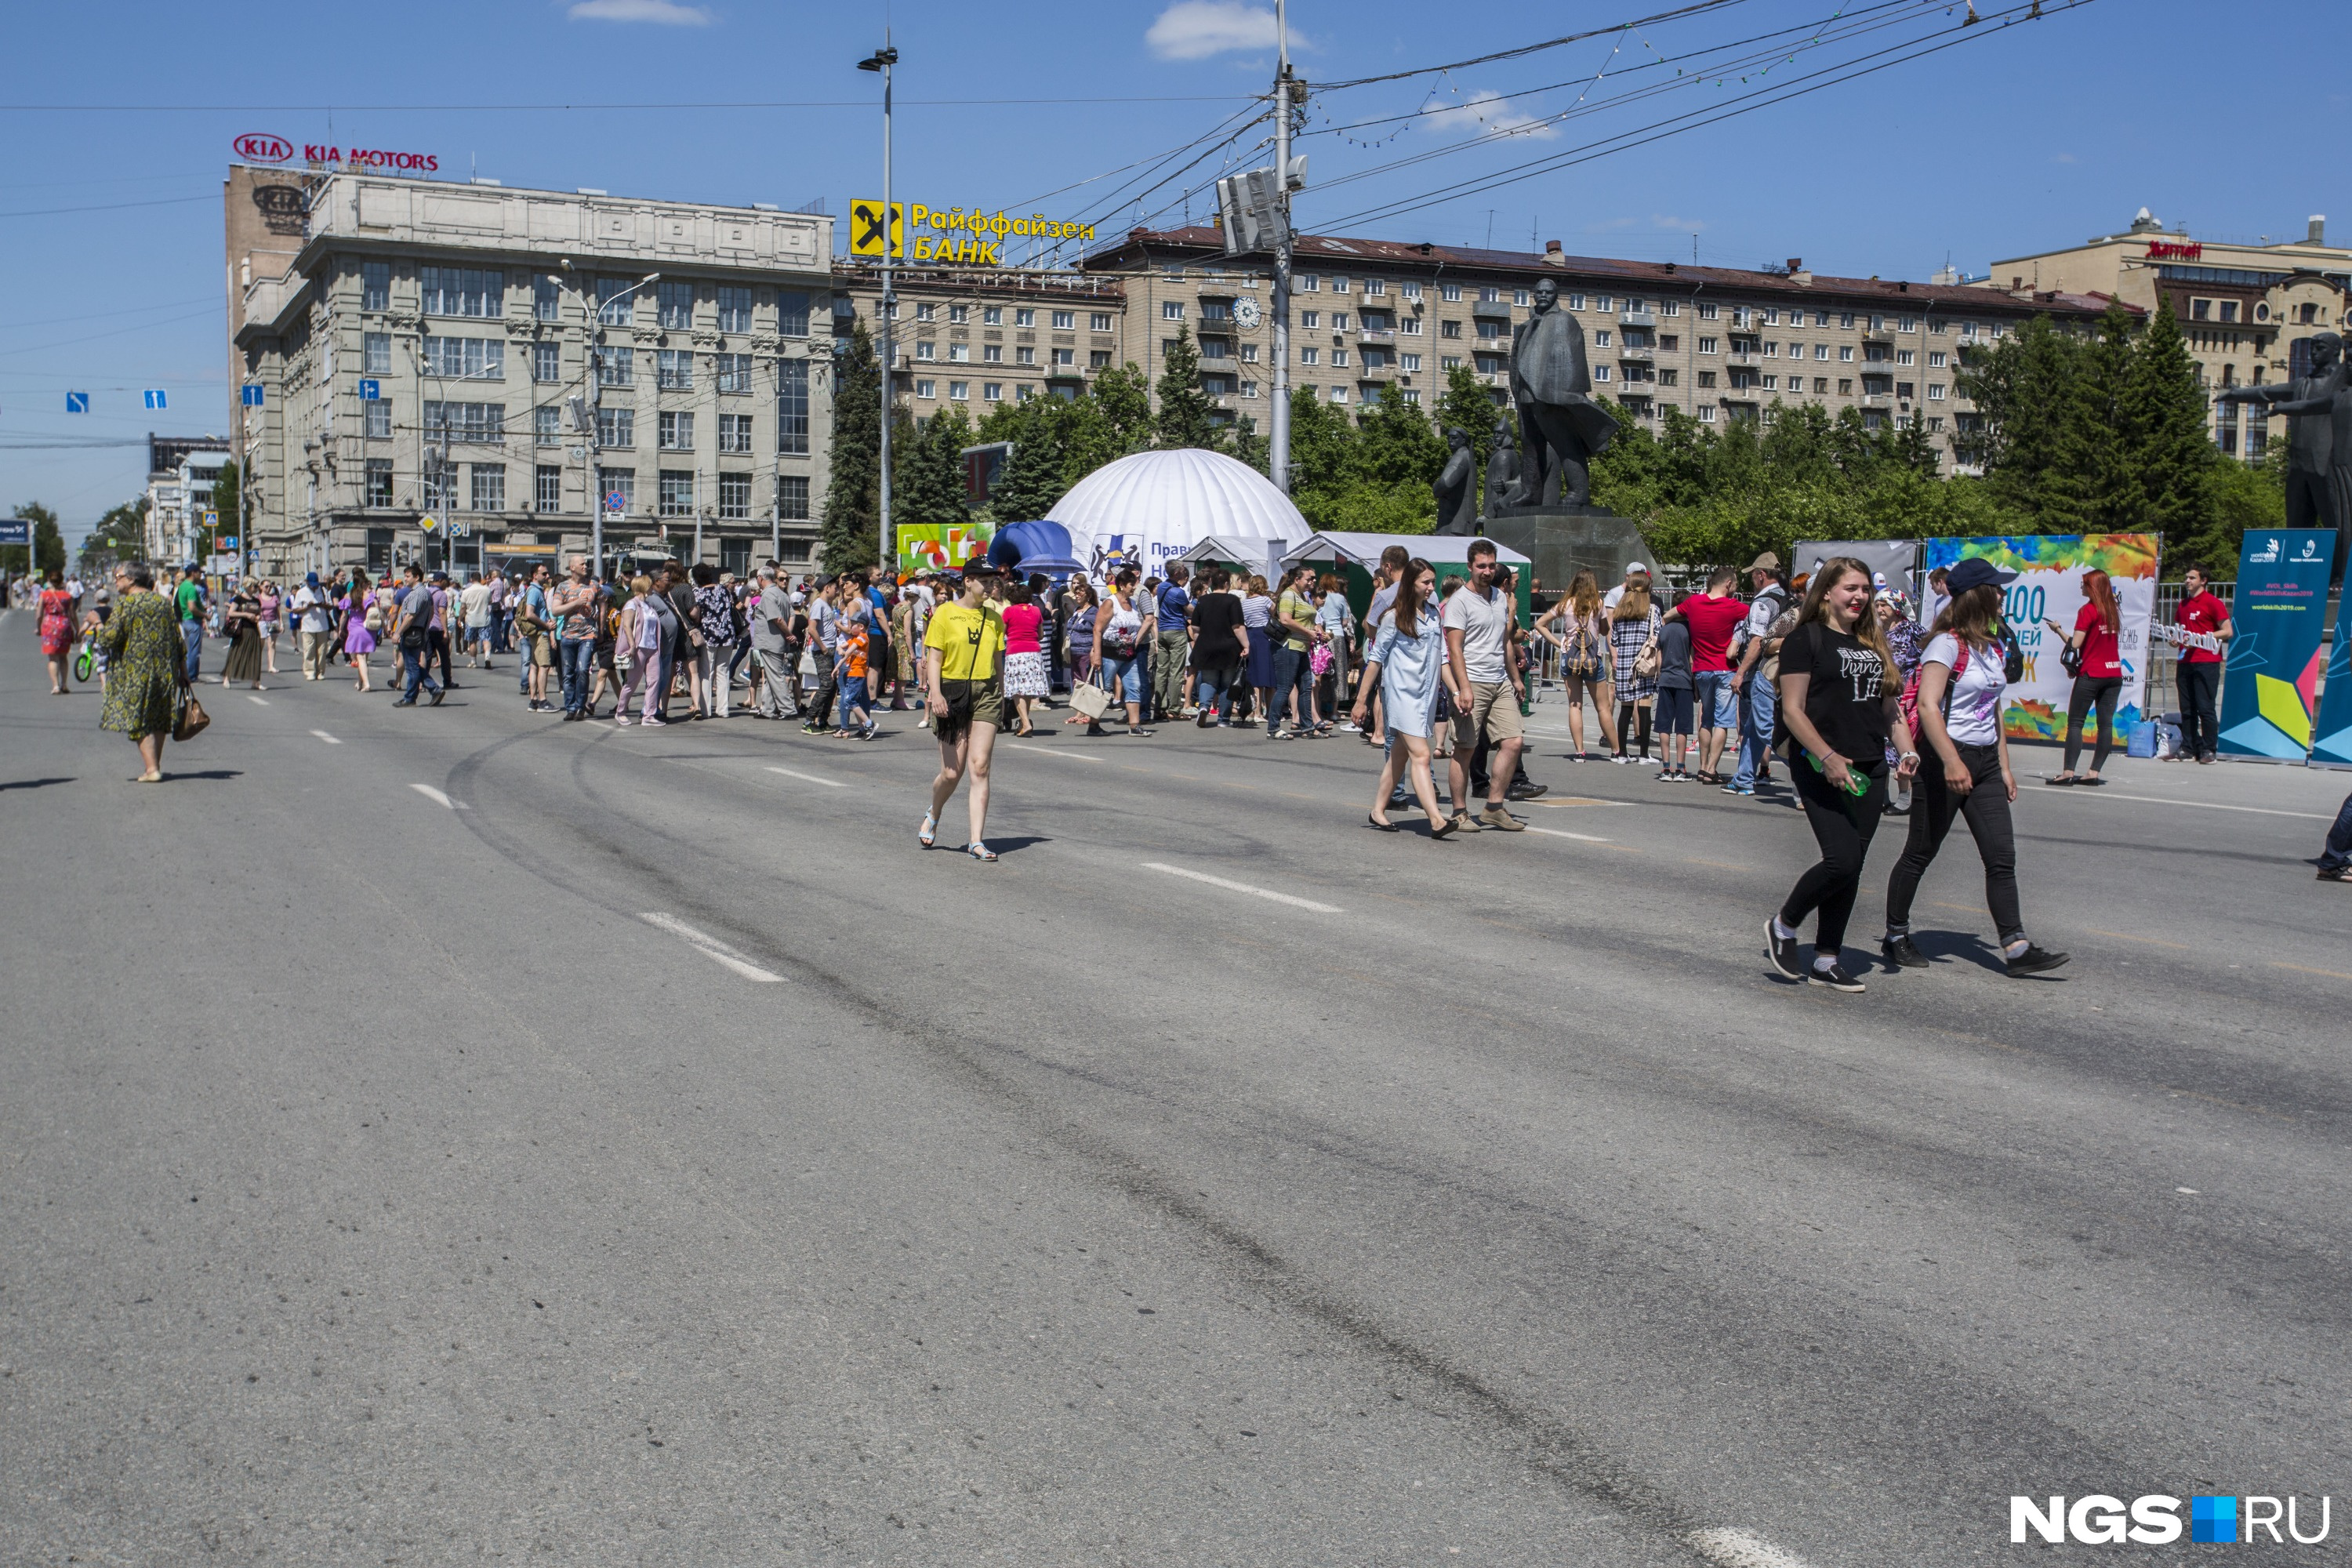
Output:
top-left (1879, 571), bottom-right (2067, 977)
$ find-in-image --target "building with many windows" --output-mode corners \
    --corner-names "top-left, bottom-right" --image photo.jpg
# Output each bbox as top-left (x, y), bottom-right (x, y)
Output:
top-left (230, 169), bottom-right (835, 578)
top-left (1083, 228), bottom-right (2120, 471)
top-left (829, 260), bottom-right (1125, 414)
top-left (142, 434), bottom-right (234, 566)
top-left (1979, 208), bottom-right (2352, 457)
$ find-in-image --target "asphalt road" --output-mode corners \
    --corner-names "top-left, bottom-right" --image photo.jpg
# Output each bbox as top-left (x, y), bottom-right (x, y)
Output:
top-left (6, 615), bottom-right (2352, 1566)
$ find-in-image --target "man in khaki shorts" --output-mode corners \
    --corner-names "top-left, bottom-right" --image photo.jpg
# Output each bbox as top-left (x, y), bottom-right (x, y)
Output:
top-left (1440, 539), bottom-right (1527, 833)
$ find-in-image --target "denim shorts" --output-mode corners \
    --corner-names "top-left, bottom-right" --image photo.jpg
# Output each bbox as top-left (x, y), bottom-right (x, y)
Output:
top-left (1693, 670), bottom-right (1737, 730)
top-left (1106, 654), bottom-right (1145, 705)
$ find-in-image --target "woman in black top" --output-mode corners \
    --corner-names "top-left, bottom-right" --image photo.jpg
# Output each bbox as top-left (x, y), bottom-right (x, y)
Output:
top-left (1189, 568), bottom-right (1249, 727)
top-left (1766, 557), bottom-right (1918, 993)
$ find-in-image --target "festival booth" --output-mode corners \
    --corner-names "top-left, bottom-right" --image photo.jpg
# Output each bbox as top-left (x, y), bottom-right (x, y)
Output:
top-left (1923, 535), bottom-right (2160, 746)
top-left (984, 519), bottom-right (1088, 580)
top-left (1279, 532), bottom-right (1533, 626)
top-left (1175, 535), bottom-right (1292, 585)
top-left (1046, 448), bottom-right (1308, 583)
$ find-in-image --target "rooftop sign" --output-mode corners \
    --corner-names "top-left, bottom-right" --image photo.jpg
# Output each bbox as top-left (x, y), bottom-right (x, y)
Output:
top-left (851, 199), bottom-right (1095, 267)
top-left (2146, 240), bottom-right (2203, 260)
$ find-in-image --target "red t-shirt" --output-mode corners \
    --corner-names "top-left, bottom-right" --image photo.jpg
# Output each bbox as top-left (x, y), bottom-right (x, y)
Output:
top-left (2176, 591), bottom-right (2227, 665)
top-left (1000, 602), bottom-right (1043, 656)
top-left (2073, 602), bottom-right (2121, 679)
top-left (1675, 592), bottom-right (1748, 673)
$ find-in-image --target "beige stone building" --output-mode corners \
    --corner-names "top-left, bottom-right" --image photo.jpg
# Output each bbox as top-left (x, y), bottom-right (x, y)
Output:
top-left (1980, 208), bottom-right (2352, 456)
top-left (829, 259), bottom-right (1125, 415)
top-left (1081, 228), bottom-right (2118, 472)
top-left (230, 168), bottom-right (835, 578)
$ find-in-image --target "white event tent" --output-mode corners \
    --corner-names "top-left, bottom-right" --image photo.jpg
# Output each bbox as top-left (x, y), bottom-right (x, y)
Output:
top-left (1046, 448), bottom-right (1308, 581)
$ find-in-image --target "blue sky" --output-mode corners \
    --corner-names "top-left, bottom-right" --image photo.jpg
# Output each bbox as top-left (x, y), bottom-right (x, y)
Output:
top-left (3, 0), bottom-right (2344, 543)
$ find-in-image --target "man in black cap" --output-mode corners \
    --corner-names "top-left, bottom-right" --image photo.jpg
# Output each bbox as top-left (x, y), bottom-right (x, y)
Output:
top-left (919, 557), bottom-right (1010, 861)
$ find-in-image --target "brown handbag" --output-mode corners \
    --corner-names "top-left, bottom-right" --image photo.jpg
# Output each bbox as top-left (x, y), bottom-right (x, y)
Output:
top-left (172, 691), bottom-right (211, 742)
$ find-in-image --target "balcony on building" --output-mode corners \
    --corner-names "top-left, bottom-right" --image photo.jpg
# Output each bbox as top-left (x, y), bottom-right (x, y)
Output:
top-left (1470, 298), bottom-right (1515, 322)
top-left (1728, 350), bottom-right (1760, 366)
top-left (1617, 344), bottom-right (1654, 363)
top-left (1619, 309), bottom-right (1657, 328)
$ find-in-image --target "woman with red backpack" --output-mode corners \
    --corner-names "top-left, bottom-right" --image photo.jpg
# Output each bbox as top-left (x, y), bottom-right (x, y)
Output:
top-left (1880, 557), bottom-right (2069, 978)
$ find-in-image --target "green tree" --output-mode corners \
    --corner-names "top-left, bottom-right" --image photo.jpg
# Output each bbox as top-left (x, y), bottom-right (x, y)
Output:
top-left (1152, 325), bottom-right (1221, 451)
top-left (1955, 314), bottom-right (2095, 524)
top-left (5, 501), bottom-right (63, 577)
top-left (895, 406), bottom-right (971, 531)
top-left (982, 397), bottom-right (1069, 521)
top-left (210, 461), bottom-right (242, 554)
top-left (1352, 390), bottom-right (1448, 490)
top-left (822, 319), bottom-right (883, 571)
top-left (2118, 292), bottom-right (2217, 539)
top-left (1436, 362), bottom-right (1504, 470)
top-left (80, 497), bottom-right (148, 569)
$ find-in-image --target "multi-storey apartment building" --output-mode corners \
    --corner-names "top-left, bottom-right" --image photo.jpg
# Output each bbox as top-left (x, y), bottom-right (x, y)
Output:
top-left (230, 168), bottom-right (835, 579)
top-left (142, 435), bottom-right (233, 565)
top-left (1980, 207), bottom-right (2352, 457)
top-left (829, 259), bottom-right (1125, 414)
top-left (1083, 228), bottom-right (2120, 472)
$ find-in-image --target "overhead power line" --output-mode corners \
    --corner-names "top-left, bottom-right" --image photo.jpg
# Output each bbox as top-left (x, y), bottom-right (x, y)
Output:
top-left (0, 96), bottom-right (1254, 113)
top-left (1311, 0), bottom-right (1756, 91)
top-left (0, 194), bottom-right (214, 220)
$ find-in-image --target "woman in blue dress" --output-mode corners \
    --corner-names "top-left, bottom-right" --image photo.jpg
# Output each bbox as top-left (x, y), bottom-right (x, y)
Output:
top-left (1350, 559), bottom-right (1456, 838)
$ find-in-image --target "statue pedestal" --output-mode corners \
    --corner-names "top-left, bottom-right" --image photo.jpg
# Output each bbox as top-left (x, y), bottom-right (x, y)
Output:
top-left (1476, 505), bottom-right (1648, 596)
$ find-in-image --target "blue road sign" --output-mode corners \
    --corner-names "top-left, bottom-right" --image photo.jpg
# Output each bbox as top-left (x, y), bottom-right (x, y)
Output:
top-left (241, 384), bottom-right (265, 407)
top-left (64, 392), bottom-right (89, 413)
top-left (0, 521), bottom-right (30, 546)
top-left (358, 378), bottom-right (381, 401)
top-left (143, 389), bottom-right (167, 410)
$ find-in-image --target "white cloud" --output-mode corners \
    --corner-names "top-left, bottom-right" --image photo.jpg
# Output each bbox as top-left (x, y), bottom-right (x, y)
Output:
top-left (1649, 213), bottom-right (1705, 234)
top-left (1421, 90), bottom-right (1559, 141)
top-left (567, 0), bottom-right (711, 24)
top-left (1146, 1), bottom-right (1287, 60)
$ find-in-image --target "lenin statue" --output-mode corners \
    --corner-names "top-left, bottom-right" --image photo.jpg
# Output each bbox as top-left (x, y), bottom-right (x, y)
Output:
top-left (2220, 332), bottom-right (2350, 583)
top-left (1508, 275), bottom-right (1620, 508)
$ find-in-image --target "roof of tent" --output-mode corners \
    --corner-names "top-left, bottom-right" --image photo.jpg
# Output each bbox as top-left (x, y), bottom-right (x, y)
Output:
top-left (984, 520), bottom-right (1087, 576)
top-left (1280, 532), bottom-right (1531, 570)
top-left (1046, 448), bottom-right (1309, 559)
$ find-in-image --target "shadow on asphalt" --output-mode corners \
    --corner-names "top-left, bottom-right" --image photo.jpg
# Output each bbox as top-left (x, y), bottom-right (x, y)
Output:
top-left (0, 776), bottom-right (74, 791)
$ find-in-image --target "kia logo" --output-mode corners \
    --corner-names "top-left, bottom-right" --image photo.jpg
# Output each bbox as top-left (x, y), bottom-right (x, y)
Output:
top-left (233, 132), bottom-right (294, 164)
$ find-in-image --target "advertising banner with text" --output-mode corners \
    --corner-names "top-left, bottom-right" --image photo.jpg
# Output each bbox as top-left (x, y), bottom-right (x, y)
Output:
top-left (2217, 529), bottom-right (2337, 761)
top-left (1923, 535), bottom-right (2159, 743)
top-left (2308, 593), bottom-right (2352, 768)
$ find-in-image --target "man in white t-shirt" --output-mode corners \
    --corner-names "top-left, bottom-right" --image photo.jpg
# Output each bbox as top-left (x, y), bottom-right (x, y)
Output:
top-left (1439, 539), bottom-right (1527, 834)
top-left (1601, 561), bottom-right (1650, 612)
top-left (290, 571), bottom-right (336, 681)
top-left (459, 573), bottom-right (495, 666)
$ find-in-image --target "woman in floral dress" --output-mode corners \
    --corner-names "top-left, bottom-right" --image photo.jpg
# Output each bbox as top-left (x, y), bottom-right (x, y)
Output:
top-left (96, 561), bottom-right (187, 782)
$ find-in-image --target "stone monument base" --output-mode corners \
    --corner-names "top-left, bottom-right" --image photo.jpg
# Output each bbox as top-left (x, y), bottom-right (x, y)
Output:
top-left (1476, 505), bottom-right (1649, 597)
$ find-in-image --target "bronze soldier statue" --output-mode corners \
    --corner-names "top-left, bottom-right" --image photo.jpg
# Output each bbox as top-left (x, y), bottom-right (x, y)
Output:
top-left (2221, 332), bottom-right (2349, 582)
top-left (1486, 419), bottom-right (1523, 514)
top-left (1433, 427), bottom-right (1479, 535)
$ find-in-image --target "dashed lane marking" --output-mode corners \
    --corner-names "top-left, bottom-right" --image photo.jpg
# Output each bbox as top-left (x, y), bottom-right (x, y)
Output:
top-left (1004, 742), bottom-right (1104, 763)
top-left (764, 766), bottom-right (845, 788)
top-left (1142, 862), bottom-right (1341, 913)
top-left (408, 782), bottom-right (467, 810)
top-left (2270, 960), bottom-right (2352, 981)
top-left (1523, 826), bottom-right (1617, 844)
top-left (1686, 1527), bottom-right (1816, 1568)
top-left (246, 694), bottom-right (269, 706)
top-left (310, 730), bottom-right (341, 744)
top-left (2031, 788), bottom-right (2332, 822)
top-left (638, 913), bottom-right (785, 982)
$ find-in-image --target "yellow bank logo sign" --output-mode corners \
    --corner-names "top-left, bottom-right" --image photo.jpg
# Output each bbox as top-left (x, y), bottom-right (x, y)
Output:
top-left (851, 200), bottom-right (1097, 267)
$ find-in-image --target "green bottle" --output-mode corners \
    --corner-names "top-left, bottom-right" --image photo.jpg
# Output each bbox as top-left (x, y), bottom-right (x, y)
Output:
top-left (1806, 749), bottom-right (1867, 797)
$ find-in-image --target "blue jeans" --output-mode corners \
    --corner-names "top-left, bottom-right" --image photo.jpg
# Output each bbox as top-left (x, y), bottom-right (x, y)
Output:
top-left (401, 644), bottom-right (441, 699)
top-left (1195, 659), bottom-right (1240, 721)
top-left (1733, 673), bottom-right (1777, 789)
top-left (1268, 644), bottom-right (1313, 732)
top-left (559, 637), bottom-right (595, 713)
top-left (2322, 791), bottom-right (2352, 873)
top-left (1694, 669), bottom-right (1737, 732)
top-left (837, 673), bottom-right (869, 728)
top-left (180, 622), bottom-right (203, 682)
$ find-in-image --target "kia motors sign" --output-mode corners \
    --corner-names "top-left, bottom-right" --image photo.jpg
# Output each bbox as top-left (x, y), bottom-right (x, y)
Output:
top-left (233, 132), bottom-right (294, 164)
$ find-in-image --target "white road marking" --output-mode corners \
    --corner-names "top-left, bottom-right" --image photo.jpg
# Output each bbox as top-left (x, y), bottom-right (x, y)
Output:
top-left (2032, 787), bottom-right (2330, 821)
top-left (310, 730), bottom-right (341, 744)
top-left (1525, 826), bottom-right (1612, 844)
top-left (764, 765), bottom-right (845, 788)
top-left (639, 913), bottom-right (785, 982)
top-left (1143, 862), bottom-right (1341, 913)
top-left (246, 694), bottom-right (269, 706)
top-left (408, 782), bottom-right (467, 810)
top-left (1686, 1526), bottom-right (1816, 1568)
top-left (1005, 742), bottom-right (1104, 763)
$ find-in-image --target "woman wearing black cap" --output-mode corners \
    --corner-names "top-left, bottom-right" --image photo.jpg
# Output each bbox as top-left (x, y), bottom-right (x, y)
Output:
top-left (1766, 557), bottom-right (1918, 992)
top-left (1880, 558), bottom-right (2069, 977)
top-left (920, 558), bottom-right (1008, 861)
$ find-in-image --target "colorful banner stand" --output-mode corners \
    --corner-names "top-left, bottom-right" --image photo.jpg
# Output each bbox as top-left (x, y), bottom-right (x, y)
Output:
top-left (1923, 534), bottom-right (2159, 744)
top-left (895, 522), bottom-right (994, 577)
top-left (2216, 529), bottom-right (2338, 761)
top-left (2310, 590), bottom-right (2352, 769)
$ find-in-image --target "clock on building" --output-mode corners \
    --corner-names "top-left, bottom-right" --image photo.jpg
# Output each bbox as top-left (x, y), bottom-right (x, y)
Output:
top-left (1233, 296), bottom-right (1262, 328)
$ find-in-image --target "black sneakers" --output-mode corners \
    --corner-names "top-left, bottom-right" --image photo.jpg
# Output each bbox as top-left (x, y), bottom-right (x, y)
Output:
top-left (2318, 865), bottom-right (2352, 883)
top-left (2005, 944), bottom-right (2071, 977)
top-left (1809, 962), bottom-right (1866, 993)
top-left (1882, 935), bottom-right (1929, 968)
top-left (1766, 918), bottom-right (1802, 981)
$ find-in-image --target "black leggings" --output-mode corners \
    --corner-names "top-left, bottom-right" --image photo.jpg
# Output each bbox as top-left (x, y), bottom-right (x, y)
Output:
top-left (2063, 674), bottom-right (2122, 773)
top-left (1886, 742), bottom-right (2022, 944)
top-left (1780, 758), bottom-right (1889, 956)
top-left (2178, 661), bottom-right (2220, 758)
top-left (1614, 699), bottom-right (1653, 758)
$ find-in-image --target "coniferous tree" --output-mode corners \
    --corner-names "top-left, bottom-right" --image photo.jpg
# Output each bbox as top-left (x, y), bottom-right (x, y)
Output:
top-left (2120, 292), bottom-right (2217, 539)
top-left (989, 400), bottom-right (1069, 521)
top-left (1152, 326), bottom-right (1221, 451)
top-left (2069, 299), bottom-right (2141, 532)
top-left (895, 405), bottom-right (971, 530)
top-left (822, 319), bottom-right (883, 571)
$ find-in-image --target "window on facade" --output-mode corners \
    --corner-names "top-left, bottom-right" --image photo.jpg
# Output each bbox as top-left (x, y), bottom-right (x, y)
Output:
top-left (1015, 308), bottom-right (1034, 327)
top-left (948, 381), bottom-right (969, 401)
top-left (948, 343), bottom-right (969, 363)
top-left (1016, 346), bottom-right (1035, 365)
top-left (597, 468), bottom-right (635, 512)
top-left (529, 342), bottom-right (558, 383)
top-left (1332, 277), bottom-right (1350, 294)
top-left (534, 274), bottom-right (561, 322)
top-left (1090, 350), bottom-right (1110, 368)
top-left (363, 261), bottom-right (391, 312)
top-left (1596, 330), bottom-right (1613, 349)
top-left (1698, 302), bottom-right (1719, 319)
top-left (1241, 380), bottom-right (1260, 398)
top-left (535, 465), bottom-right (564, 513)
top-left (423, 336), bottom-right (503, 379)
top-left (1697, 371), bottom-right (1718, 388)
top-left (1476, 320), bottom-right (1504, 340)
top-left (596, 278), bottom-right (638, 326)
top-left (717, 413), bottom-right (753, 453)
top-left (1298, 274), bottom-right (1319, 292)
top-left (419, 267), bottom-right (502, 318)
top-left (778, 359), bottom-right (808, 454)
top-left (711, 285), bottom-right (750, 333)
top-left (365, 332), bottom-right (391, 375)
top-left (658, 411), bottom-right (694, 449)
top-left (714, 353), bottom-right (750, 393)
top-left (1440, 319), bottom-right (1461, 339)
top-left (535, 405), bottom-right (561, 445)
top-left (365, 459), bottom-right (394, 506)
top-left (422, 401), bottom-right (505, 444)
top-left (1928, 350), bottom-right (1947, 368)
top-left (657, 470), bottom-right (695, 516)
top-left (981, 343), bottom-right (1003, 364)
top-left (1658, 368), bottom-right (1679, 387)
top-left (595, 408), bottom-right (633, 448)
top-left (775, 290), bottom-right (809, 336)
top-left (914, 303), bottom-right (936, 323)
top-left (1162, 300), bottom-right (1185, 321)
top-left (982, 383), bottom-right (1004, 401)
top-left (654, 281), bottom-right (692, 330)
top-left (1300, 347), bottom-right (1319, 365)
top-left (1051, 310), bottom-right (1073, 329)
top-left (467, 464), bottom-right (505, 512)
top-left (914, 379), bottom-right (936, 399)
top-left (365, 401), bottom-right (393, 439)
top-left (1928, 383), bottom-right (1947, 401)
top-left (717, 472), bottom-right (751, 520)
top-left (1331, 349), bottom-right (1349, 368)
top-left (1838, 345), bottom-right (1854, 361)
top-left (1091, 312), bottom-right (1112, 332)
top-left (595, 347), bottom-right (633, 387)
top-left (1697, 406), bottom-right (1716, 423)
top-left (657, 349), bottom-right (694, 390)
top-left (942, 304), bottom-right (965, 325)
top-left (1837, 378), bottom-right (1853, 395)
top-left (983, 307), bottom-right (1004, 326)
top-left (915, 341), bottom-right (936, 361)
top-left (1329, 387), bottom-right (1346, 404)
top-left (1401, 352), bottom-right (1422, 371)
top-left (1439, 283), bottom-right (1461, 302)
top-left (1896, 349), bottom-right (1916, 367)
top-left (778, 474), bottom-right (810, 520)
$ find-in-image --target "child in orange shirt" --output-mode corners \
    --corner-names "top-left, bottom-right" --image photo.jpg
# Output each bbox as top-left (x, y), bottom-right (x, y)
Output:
top-left (834, 615), bottom-right (875, 739)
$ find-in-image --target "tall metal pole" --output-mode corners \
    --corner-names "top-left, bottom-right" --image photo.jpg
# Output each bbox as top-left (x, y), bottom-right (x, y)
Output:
top-left (1269, 1), bottom-right (1293, 495)
top-left (877, 40), bottom-right (896, 575)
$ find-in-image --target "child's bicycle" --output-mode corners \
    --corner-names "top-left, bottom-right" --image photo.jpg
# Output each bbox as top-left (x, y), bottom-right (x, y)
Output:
top-left (72, 626), bottom-right (100, 684)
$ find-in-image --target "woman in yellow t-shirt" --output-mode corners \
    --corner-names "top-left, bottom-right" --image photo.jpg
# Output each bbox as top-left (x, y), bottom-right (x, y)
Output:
top-left (920, 557), bottom-right (1008, 860)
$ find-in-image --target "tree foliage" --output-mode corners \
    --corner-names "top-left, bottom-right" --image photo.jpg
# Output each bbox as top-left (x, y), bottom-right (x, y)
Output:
top-left (210, 461), bottom-right (242, 554)
top-left (80, 497), bottom-right (147, 568)
top-left (1152, 325), bottom-right (1221, 452)
top-left (822, 318), bottom-right (884, 571)
top-left (896, 405), bottom-right (971, 530)
top-left (5, 501), bottom-right (64, 576)
top-left (1283, 387), bottom-right (1446, 535)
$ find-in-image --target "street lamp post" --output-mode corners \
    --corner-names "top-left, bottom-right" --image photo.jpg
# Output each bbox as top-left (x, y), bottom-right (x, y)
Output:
top-left (553, 263), bottom-right (659, 578)
top-left (858, 39), bottom-right (899, 578)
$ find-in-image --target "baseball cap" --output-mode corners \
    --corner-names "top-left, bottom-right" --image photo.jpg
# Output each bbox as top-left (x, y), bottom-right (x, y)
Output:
top-left (1625, 561), bottom-right (1650, 575)
top-left (1942, 557), bottom-right (2016, 597)
top-left (960, 554), bottom-right (999, 576)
